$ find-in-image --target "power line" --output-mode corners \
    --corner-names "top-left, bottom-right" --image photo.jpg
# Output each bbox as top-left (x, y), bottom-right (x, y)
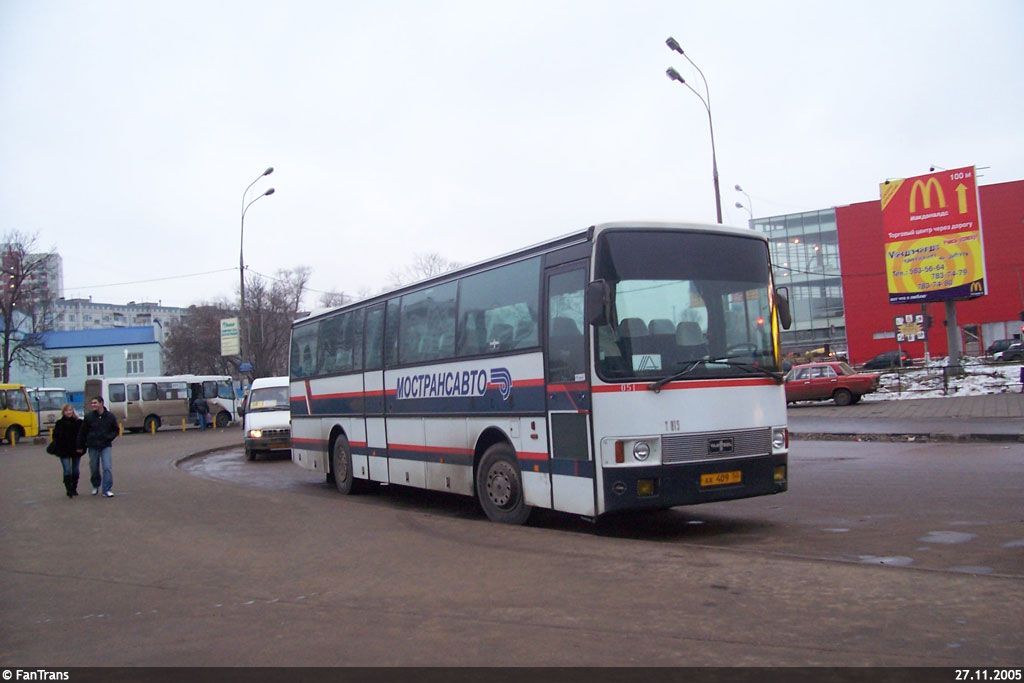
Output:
top-left (65, 267), bottom-right (237, 290)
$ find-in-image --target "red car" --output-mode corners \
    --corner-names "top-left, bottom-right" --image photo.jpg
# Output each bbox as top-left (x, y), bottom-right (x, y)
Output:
top-left (785, 361), bottom-right (881, 406)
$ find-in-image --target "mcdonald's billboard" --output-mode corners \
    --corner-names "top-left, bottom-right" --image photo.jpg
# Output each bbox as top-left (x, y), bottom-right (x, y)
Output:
top-left (879, 166), bottom-right (986, 304)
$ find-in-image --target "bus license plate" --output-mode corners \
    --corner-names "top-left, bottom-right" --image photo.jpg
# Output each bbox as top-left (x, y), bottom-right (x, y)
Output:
top-left (701, 471), bottom-right (741, 487)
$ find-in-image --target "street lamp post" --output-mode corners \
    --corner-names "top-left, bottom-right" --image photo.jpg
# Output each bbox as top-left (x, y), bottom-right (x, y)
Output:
top-left (239, 167), bottom-right (275, 377)
top-left (734, 184), bottom-right (754, 217)
top-left (665, 37), bottom-right (722, 224)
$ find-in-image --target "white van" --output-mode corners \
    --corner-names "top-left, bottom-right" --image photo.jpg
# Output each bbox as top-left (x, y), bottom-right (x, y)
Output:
top-left (243, 376), bottom-right (291, 461)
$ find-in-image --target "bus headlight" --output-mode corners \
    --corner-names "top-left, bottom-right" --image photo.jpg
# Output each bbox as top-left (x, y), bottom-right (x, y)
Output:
top-left (248, 429), bottom-right (263, 439)
top-left (772, 427), bottom-right (788, 452)
top-left (633, 441), bottom-right (651, 461)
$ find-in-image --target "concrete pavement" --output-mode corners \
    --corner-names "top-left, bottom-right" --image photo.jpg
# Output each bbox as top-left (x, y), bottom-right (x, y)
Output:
top-left (787, 392), bottom-right (1024, 442)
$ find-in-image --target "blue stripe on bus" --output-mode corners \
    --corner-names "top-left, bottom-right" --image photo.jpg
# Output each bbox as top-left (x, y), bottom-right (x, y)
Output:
top-left (386, 385), bottom-right (546, 415)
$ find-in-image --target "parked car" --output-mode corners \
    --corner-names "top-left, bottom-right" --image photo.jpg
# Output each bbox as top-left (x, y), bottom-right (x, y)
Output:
top-left (995, 342), bottom-right (1023, 362)
top-left (862, 349), bottom-right (911, 370)
top-left (785, 362), bottom-right (881, 406)
top-left (986, 338), bottom-right (1017, 355)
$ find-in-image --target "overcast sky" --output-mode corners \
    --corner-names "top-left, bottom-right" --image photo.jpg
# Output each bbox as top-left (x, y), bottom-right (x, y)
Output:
top-left (2, 0), bottom-right (1022, 310)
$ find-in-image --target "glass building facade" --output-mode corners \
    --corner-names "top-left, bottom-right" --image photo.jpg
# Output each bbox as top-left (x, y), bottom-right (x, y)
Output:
top-left (752, 209), bottom-right (846, 354)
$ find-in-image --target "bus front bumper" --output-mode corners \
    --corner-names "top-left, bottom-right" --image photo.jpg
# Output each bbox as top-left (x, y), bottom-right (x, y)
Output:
top-left (601, 453), bottom-right (787, 513)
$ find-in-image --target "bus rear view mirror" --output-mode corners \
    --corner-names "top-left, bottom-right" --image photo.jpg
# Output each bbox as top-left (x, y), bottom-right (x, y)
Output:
top-left (586, 280), bottom-right (612, 327)
top-left (775, 286), bottom-right (792, 330)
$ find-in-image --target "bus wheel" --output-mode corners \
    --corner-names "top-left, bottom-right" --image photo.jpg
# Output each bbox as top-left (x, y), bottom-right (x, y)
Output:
top-left (144, 416), bottom-right (161, 433)
top-left (476, 443), bottom-right (532, 525)
top-left (245, 447), bottom-right (256, 462)
top-left (332, 434), bottom-right (356, 495)
top-left (215, 411), bottom-right (230, 428)
top-left (833, 389), bottom-right (853, 406)
top-left (5, 425), bottom-right (23, 445)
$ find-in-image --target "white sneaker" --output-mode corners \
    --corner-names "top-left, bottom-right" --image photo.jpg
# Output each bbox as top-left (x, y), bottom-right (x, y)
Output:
top-left (91, 488), bottom-right (98, 495)
top-left (103, 491), bottom-right (114, 497)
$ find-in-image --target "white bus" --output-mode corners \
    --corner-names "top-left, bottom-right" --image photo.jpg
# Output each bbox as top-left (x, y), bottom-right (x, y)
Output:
top-left (84, 375), bottom-right (238, 432)
top-left (289, 222), bottom-right (792, 523)
top-left (28, 387), bottom-right (68, 432)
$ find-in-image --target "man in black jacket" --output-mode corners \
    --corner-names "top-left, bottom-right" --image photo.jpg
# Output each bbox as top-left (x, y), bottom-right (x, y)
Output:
top-left (77, 396), bottom-right (120, 497)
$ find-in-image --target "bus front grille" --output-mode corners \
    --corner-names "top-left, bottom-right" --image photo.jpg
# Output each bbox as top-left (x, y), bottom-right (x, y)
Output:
top-left (662, 428), bottom-right (771, 463)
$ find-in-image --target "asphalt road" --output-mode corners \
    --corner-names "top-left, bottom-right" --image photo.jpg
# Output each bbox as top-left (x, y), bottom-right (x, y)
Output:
top-left (2, 429), bottom-right (1022, 666)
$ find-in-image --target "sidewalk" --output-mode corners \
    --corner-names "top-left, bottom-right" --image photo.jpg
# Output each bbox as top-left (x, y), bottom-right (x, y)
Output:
top-left (787, 392), bottom-right (1024, 442)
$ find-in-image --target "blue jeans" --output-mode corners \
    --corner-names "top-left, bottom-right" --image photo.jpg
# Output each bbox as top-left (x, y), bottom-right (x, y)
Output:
top-left (88, 446), bottom-right (113, 494)
top-left (60, 456), bottom-right (81, 477)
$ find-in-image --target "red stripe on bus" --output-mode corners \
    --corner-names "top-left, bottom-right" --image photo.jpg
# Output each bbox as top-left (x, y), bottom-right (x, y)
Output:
top-left (388, 442), bottom-right (475, 456)
top-left (592, 377), bottom-right (776, 392)
top-left (516, 451), bottom-right (548, 461)
top-left (547, 382), bottom-right (589, 393)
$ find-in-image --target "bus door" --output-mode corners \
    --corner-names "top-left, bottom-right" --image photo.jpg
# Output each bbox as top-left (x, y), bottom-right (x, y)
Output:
top-left (124, 383), bottom-right (143, 428)
top-left (362, 304), bottom-right (389, 482)
top-left (544, 263), bottom-right (595, 516)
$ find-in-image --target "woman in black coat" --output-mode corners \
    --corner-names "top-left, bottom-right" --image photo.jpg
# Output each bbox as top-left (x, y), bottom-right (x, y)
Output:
top-left (51, 404), bottom-right (83, 498)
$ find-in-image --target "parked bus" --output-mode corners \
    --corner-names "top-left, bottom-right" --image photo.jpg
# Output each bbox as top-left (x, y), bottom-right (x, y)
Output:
top-left (289, 222), bottom-right (792, 523)
top-left (28, 387), bottom-right (68, 433)
top-left (1, 383), bottom-right (40, 444)
top-left (84, 375), bottom-right (238, 432)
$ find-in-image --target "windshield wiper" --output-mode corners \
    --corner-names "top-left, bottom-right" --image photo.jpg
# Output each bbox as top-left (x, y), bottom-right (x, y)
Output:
top-left (710, 356), bottom-right (784, 384)
top-left (648, 357), bottom-right (784, 392)
top-left (649, 360), bottom-right (703, 393)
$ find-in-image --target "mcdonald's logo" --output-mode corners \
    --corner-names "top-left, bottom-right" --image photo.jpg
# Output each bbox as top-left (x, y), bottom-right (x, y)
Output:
top-left (970, 281), bottom-right (983, 293)
top-left (909, 177), bottom-right (946, 213)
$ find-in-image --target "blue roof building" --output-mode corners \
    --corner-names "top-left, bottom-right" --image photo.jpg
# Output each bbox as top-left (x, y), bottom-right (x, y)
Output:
top-left (10, 326), bottom-right (164, 407)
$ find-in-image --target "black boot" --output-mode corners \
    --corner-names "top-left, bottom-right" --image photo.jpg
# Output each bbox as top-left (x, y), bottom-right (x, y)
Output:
top-left (63, 475), bottom-right (74, 498)
top-left (71, 474), bottom-right (79, 497)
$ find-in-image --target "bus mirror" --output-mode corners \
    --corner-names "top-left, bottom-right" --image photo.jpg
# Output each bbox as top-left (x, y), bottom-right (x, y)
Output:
top-left (586, 280), bottom-right (612, 327)
top-left (775, 286), bottom-right (792, 330)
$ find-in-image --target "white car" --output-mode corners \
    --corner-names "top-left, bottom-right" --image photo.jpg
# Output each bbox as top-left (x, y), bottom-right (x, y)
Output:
top-left (243, 376), bottom-right (291, 461)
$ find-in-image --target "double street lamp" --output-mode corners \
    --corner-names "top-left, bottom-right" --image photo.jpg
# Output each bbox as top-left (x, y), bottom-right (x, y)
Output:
top-left (665, 37), bottom-right (722, 224)
top-left (239, 167), bottom-right (275, 375)
top-left (735, 183), bottom-right (754, 223)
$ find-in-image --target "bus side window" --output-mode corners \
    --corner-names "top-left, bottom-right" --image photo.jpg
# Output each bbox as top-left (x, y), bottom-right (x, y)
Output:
top-left (547, 269), bottom-right (587, 384)
top-left (364, 306), bottom-right (385, 371)
top-left (384, 299), bottom-right (399, 368)
top-left (142, 383), bottom-right (158, 401)
top-left (109, 384), bottom-right (127, 403)
top-left (127, 384), bottom-right (141, 402)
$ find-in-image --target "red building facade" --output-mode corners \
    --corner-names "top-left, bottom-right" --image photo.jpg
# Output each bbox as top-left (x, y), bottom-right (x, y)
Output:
top-left (836, 179), bottom-right (1024, 364)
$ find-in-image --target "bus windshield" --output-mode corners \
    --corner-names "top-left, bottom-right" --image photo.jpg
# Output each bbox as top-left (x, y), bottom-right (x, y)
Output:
top-left (33, 390), bottom-right (66, 411)
top-left (594, 229), bottom-right (780, 381)
top-left (248, 387), bottom-right (289, 412)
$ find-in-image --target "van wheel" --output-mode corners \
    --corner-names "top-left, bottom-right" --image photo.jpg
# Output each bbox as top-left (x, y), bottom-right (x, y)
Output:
top-left (476, 443), bottom-right (532, 525)
top-left (331, 434), bottom-right (357, 495)
top-left (144, 416), bottom-right (161, 433)
top-left (245, 447), bottom-right (256, 462)
top-left (215, 411), bottom-right (230, 428)
top-left (833, 389), bottom-right (853, 406)
top-left (5, 425), bottom-right (23, 445)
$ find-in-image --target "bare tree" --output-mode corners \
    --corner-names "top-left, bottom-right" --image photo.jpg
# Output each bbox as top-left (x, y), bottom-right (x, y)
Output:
top-left (242, 266), bottom-right (310, 378)
top-left (388, 252), bottom-right (461, 288)
top-left (163, 302), bottom-right (239, 376)
top-left (317, 289), bottom-right (353, 310)
top-left (163, 266), bottom-right (312, 380)
top-left (1, 231), bottom-right (58, 382)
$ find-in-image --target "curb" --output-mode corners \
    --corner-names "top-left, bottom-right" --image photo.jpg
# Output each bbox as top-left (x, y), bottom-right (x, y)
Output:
top-left (791, 432), bottom-right (1024, 443)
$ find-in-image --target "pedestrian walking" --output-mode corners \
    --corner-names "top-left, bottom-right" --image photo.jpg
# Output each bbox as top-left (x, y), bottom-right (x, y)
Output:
top-left (76, 396), bottom-right (120, 498)
top-left (192, 395), bottom-right (210, 430)
top-left (50, 404), bottom-right (83, 498)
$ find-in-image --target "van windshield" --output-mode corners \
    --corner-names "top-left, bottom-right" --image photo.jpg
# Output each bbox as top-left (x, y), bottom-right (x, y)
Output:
top-left (248, 387), bottom-right (289, 412)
